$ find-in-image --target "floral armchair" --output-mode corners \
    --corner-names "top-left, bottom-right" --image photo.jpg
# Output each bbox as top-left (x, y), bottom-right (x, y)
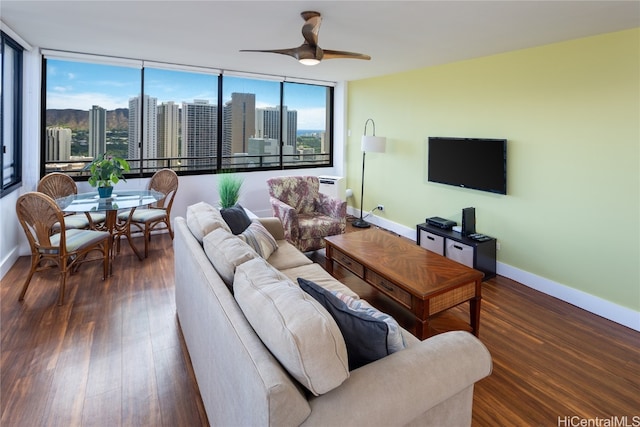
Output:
top-left (267, 176), bottom-right (346, 252)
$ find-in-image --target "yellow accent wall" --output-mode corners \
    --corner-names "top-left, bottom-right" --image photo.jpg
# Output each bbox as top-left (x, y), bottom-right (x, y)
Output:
top-left (347, 29), bottom-right (639, 311)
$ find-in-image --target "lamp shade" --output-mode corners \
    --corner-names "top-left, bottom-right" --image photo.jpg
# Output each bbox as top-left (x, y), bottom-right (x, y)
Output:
top-left (361, 135), bottom-right (387, 153)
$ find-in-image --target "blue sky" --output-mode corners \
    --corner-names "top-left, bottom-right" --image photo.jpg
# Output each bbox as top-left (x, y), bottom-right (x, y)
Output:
top-left (46, 59), bottom-right (327, 129)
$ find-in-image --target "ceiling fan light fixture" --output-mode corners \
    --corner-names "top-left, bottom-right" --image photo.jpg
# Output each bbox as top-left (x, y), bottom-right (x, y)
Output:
top-left (299, 58), bottom-right (320, 66)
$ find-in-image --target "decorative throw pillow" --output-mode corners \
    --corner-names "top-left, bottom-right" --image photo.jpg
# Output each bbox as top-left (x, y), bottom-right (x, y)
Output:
top-left (186, 202), bottom-right (231, 242)
top-left (220, 203), bottom-right (253, 235)
top-left (238, 220), bottom-right (278, 259)
top-left (298, 277), bottom-right (390, 370)
top-left (234, 259), bottom-right (349, 395)
top-left (332, 290), bottom-right (406, 354)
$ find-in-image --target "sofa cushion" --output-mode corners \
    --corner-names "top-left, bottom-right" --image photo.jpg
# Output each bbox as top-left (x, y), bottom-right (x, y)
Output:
top-left (266, 240), bottom-right (313, 270)
top-left (281, 263), bottom-right (360, 300)
top-left (238, 220), bottom-right (278, 259)
top-left (186, 202), bottom-right (231, 242)
top-left (298, 277), bottom-right (395, 371)
top-left (220, 203), bottom-right (253, 235)
top-left (234, 258), bottom-right (349, 396)
top-left (203, 228), bottom-right (258, 288)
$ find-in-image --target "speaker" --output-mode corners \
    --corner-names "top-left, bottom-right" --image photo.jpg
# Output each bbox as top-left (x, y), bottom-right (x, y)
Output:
top-left (462, 207), bottom-right (476, 236)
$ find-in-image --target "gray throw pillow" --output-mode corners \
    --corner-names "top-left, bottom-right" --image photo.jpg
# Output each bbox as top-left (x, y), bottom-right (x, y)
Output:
top-left (298, 277), bottom-right (389, 370)
top-left (220, 203), bottom-right (252, 235)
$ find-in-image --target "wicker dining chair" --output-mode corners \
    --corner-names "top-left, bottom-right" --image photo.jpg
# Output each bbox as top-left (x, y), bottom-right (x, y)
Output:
top-left (15, 192), bottom-right (111, 306)
top-left (117, 169), bottom-right (179, 258)
top-left (37, 172), bottom-right (106, 229)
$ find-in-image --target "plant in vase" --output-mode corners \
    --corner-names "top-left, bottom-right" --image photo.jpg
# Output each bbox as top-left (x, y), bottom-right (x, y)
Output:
top-left (217, 171), bottom-right (243, 209)
top-left (86, 153), bottom-right (130, 198)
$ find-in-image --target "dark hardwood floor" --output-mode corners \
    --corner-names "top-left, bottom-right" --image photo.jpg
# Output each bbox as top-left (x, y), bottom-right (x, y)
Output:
top-left (2, 228), bottom-right (639, 426)
top-left (1, 235), bottom-right (208, 427)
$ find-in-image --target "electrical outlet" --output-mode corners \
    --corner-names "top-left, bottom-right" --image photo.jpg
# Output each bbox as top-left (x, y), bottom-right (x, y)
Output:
top-left (496, 242), bottom-right (501, 251)
top-left (377, 204), bottom-right (384, 212)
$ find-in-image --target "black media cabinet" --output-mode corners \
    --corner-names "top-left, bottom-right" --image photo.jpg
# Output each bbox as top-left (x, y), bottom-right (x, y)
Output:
top-left (416, 223), bottom-right (496, 280)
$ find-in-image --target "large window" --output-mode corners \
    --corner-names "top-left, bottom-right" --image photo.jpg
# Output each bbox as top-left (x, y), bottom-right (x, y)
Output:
top-left (223, 76), bottom-right (280, 169)
top-left (0, 32), bottom-right (23, 197)
top-left (42, 54), bottom-right (333, 178)
top-left (143, 66), bottom-right (218, 173)
top-left (283, 82), bottom-right (332, 167)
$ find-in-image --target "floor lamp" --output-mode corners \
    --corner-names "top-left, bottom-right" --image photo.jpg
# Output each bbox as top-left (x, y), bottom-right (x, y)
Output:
top-left (352, 119), bottom-right (386, 228)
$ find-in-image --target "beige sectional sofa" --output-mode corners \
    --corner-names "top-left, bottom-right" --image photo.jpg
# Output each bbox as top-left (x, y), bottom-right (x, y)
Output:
top-left (174, 202), bottom-right (492, 427)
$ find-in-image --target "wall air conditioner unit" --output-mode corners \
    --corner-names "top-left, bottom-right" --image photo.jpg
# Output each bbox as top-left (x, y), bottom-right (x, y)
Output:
top-left (318, 175), bottom-right (346, 201)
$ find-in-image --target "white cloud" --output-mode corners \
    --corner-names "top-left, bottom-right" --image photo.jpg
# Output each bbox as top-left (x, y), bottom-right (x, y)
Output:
top-left (52, 85), bottom-right (73, 93)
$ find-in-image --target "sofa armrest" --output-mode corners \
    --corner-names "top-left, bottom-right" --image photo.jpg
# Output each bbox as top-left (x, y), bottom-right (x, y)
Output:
top-left (269, 197), bottom-right (299, 243)
top-left (302, 331), bottom-right (492, 427)
top-left (257, 217), bottom-right (285, 241)
top-left (317, 192), bottom-right (347, 222)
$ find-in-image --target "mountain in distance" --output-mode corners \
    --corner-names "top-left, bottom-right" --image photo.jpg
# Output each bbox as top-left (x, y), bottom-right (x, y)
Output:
top-left (46, 110), bottom-right (325, 137)
top-left (46, 108), bottom-right (129, 130)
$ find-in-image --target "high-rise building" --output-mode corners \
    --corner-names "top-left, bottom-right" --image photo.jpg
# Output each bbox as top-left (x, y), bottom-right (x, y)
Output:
top-left (285, 109), bottom-right (297, 150)
top-left (128, 95), bottom-right (158, 170)
top-left (223, 93), bottom-right (255, 162)
top-left (255, 107), bottom-right (279, 140)
top-left (255, 106), bottom-right (298, 158)
top-left (45, 126), bottom-right (72, 162)
top-left (182, 100), bottom-right (217, 169)
top-left (157, 101), bottom-right (180, 163)
top-left (88, 105), bottom-right (106, 157)
top-left (320, 131), bottom-right (327, 154)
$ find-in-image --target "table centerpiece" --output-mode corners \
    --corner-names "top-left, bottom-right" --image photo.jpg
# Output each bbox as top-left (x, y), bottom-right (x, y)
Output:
top-left (86, 153), bottom-right (130, 198)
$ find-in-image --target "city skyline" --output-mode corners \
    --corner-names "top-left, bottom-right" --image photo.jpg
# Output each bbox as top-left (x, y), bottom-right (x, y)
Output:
top-left (44, 91), bottom-right (328, 170)
top-left (46, 59), bottom-right (327, 130)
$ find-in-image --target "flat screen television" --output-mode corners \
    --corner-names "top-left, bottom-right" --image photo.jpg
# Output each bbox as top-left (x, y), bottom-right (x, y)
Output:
top-left (427, 137), bottom-right (507, 195)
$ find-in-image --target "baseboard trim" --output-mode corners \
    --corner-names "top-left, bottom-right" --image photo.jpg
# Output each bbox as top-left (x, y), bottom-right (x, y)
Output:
top-left (0, 247), bottom-right (20, 281)
top-left (497, 262), bottom-right (639, 332)
top-left (348, 207), bottom-right (640, 332)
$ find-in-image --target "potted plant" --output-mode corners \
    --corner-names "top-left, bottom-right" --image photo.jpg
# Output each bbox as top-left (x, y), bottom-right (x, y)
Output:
top-left (86, 153), bottom-right (130, 198)
top-left (217, 171), bottom-right (243, 209)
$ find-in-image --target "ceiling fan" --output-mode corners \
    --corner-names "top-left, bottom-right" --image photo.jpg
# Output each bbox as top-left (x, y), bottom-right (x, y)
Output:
top-left (240, 11), bottom-right (371, 66)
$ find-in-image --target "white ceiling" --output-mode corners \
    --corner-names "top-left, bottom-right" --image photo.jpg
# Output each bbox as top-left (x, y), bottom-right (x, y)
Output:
top-left (2, 1), bottom-right (639, 82)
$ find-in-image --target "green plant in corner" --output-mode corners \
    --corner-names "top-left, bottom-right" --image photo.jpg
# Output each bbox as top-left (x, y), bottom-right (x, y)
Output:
top-left (217, 171), bottom-right (243, 209)
top-left (86, 153), bottom-right (130, 188)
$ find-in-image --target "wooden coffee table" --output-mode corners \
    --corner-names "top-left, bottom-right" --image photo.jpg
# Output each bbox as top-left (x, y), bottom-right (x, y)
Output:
top-left (324, 228), bottom-right (484, 339)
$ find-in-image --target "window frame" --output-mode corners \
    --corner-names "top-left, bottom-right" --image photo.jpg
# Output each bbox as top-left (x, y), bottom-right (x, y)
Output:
top-left (0, 31), bottom-right (24, 198)
top-left (41, 53), bottom-right (334, 180)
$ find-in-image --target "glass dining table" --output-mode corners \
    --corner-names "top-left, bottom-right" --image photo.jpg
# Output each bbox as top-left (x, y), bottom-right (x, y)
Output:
top-left (56, 189), bottom-right (165, 271)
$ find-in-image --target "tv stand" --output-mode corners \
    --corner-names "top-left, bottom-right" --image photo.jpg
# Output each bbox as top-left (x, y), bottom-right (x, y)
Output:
top-left (416, 223), bottom-right (496, 280)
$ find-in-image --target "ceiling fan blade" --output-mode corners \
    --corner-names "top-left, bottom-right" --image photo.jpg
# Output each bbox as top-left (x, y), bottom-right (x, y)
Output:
top-left (240, 11), bottom-right (369, 65)
top-left (239, 48), bottom-right (300, 59)
top-left (300, 11), bottom-right (321, 47)
top-left (321, 49), bottom-right (372, 61)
